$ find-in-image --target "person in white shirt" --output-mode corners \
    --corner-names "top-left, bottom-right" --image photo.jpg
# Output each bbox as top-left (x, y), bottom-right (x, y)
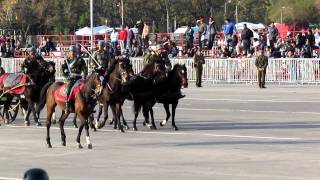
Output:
top-left (110, 28), bottom-right (118, 54)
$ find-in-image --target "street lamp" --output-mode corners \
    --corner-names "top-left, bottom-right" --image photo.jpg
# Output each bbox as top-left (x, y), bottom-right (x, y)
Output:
top-left (224, 0), bottom-right (232, 19)
top-left (281, 6), bottom-right (285, 24)
top-left (117, 0), bottom-right (124, 25)
top-left (235, 0), bottom-right (240, 23)
top-left (90, 0), bottom-right (93, 53)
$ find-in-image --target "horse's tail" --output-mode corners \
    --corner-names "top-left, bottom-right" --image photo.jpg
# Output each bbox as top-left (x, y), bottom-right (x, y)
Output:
top-left (37, 82), bottom-right (53, 114)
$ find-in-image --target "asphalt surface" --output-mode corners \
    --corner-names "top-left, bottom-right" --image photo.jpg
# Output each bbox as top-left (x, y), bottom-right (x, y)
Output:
top-left (1, 83), bottom-right (320, 180)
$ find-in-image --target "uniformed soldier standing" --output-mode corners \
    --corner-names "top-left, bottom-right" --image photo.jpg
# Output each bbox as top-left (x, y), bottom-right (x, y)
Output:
top-left (193, 48), bottom-right (205, 87)
top-left (255, 49), bottom-right (268, 88)
top-left (61, 45), bottom-right (87, 112)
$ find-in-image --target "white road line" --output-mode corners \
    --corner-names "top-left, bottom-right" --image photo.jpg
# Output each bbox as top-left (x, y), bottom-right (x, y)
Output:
top-left (209, 172), bottom-right (314, 180)
top-left (0, 177), bottom-right (20, 180)
top-left (174, 107), bottom-right (320, 115)
top-left (5, 125), bottom-right (308, 141)
top-left (184, 97), bottom-right (320, 103)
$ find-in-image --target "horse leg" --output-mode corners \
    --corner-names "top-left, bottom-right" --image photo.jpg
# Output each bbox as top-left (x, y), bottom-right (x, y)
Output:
top-left (142, 103), bottom-right (150, 126)
top-left (171, 101), bottom-right (179, 131)
top-left (85, 120), bottom-right (93, 149)
top-left (52, 111), bottom-right (56, 124)
top-left (121, 108), bottom-right (129, 130)
top-left (76, 116), bottom-right (85, 149)
top-left (73, 114), bottom-right (78, 128)
top-left (133, 101), bottom-right (141, 131)
top-left (160, 103), bottom-right (171, 127)
top-left (77, 113), bottom-right (93, 149)
top-left (89, 114), bottom-right (96, 132)
top-left (46, 98), bottom-right (57, 148)
top-left (46, 108), bottom-right (53, 148)
top-left (59, 112), bottom-right (69, 146)
top-left (24, 106), bottom-right (32, 126)
top-left (149, 106), bottom-right (157, 130)
top-left (116, 103), bottom-right (124, 132)
top-left (97, 102), bottom-right (108, 129)
top-left (96, 103), bottom-right (103, 124)
top-left (110, 104), bottom-right (118, 129)
top-left (31, 103), bottom-right (41, 126)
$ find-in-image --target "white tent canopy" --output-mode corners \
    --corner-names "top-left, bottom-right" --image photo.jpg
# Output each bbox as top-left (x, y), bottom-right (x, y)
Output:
top-left (235, 22), bottom-right (266, 30)
top-left (75, 26), bottom-right (113, 35)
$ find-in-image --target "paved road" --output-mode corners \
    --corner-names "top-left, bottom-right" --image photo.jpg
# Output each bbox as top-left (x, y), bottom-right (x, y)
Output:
top-left (1, 84), bottom-right (320, 180)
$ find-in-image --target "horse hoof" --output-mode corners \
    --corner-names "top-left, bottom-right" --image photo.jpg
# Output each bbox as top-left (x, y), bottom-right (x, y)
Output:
top-left (143, 121), bottom-right (147, 126)
top-left (52, 120), bottom-right (56, 124)
top-left (36, 122), bottom-right (42, 126)
top-left (109, 121), bottom-right (113, 125)
top-left (119, 126), bottom-right (125, 133)
top-left (47, 144), bottom-right (52, 148)
top-left (77, 143), bottom-right (83, 149)
top-left (24, 121), bottom-right (30, 126)
top-left (125, 125), bottom-right (130, 130)
top-left (160, 120), bottom-right (167, 127)
top-left (173, 126), bottom-right (179, 131)
top-left (62, 142), bottom-right (66, 146)
top-left (150, 126), bottom-right (157, 130)
top-left (133, 127), bottom-right (138, 131)
top-left (87, 144), bottom-right (93, 149)
top-left (92, 128), bottom-right (97, 132)
top-left (74, 125), bottom-right (78, 128)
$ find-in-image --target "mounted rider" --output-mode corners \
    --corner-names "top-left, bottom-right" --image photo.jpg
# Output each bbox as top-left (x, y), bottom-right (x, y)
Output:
top-left (143, 45), bottom-right (172, 72)
top-left (61, 45), bottom-right (88, 113)
top-left (21, 47), bottom-right (46, 83)
top-left (91, 41), bottom-right (112, 71)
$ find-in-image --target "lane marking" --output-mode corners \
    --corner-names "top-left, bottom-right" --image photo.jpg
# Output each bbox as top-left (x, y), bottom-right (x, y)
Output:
top-left (0, 177), bottom-right (21, 180)
top-left (4, 125), bottom-right (309, 141)
top-left (184, 97), bottom-right (320, 103)
top-left (208, 172), bottom-right (315, 180)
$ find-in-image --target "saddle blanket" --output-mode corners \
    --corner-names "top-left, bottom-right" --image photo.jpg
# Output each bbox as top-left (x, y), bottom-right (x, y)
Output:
top-left (54, 80), bottom-right (84, 102)
top-left (0, 73), bottom-right (27, 95)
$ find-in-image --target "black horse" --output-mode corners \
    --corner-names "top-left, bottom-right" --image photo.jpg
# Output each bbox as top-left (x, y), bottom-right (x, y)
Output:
top-left (122, 64), bottom-right (188, 131)
top-left (22, 60), bottom-right (56, 126)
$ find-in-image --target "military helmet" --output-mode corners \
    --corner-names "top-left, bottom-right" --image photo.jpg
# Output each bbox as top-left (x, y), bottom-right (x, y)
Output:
top-left (23, 168), bottom-right (49, 180)
top-left (69, 45), bottom-right (78, 53)
top-left (98, 41), bottom-right (105, 47)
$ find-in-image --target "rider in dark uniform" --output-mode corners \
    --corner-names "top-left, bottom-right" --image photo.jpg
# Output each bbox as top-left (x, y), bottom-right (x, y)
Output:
top-left (61, 45), bottom-right (87, 113)
top-left (21, 47), bottom-right (45, 83)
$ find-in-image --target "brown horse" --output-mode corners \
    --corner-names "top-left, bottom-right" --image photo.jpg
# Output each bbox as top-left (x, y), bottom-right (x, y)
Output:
top-left (40, 73), bottom-right (102, 149)
top-left (92, 62), bottom-right (165, 129)
top-left (95, 57), bottom-right (134, 132)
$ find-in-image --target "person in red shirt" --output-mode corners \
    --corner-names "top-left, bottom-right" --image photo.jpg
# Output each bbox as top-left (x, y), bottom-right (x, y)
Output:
top-left (119, 25), bottom-right (128, 55)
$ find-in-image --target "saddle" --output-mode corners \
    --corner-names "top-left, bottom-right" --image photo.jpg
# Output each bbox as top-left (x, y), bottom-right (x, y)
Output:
top-left (54, 80), bottom-right (84, 102)
top-left (0, 73), bottom-right (28, 95)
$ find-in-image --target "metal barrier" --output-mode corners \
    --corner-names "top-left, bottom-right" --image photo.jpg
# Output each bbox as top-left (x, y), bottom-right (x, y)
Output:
top-left (2, 57), bottom-right (320, 84)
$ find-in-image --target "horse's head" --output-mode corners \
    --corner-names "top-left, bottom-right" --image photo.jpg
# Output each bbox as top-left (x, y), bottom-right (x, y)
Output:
top-left (88, 73), bottom-right (103, 97)
top-left (174, 64), bottom-right (188, 88)
top-left (140, 62), bottom-right (166, 79)
top-left (117, 57), bottom-right (134, 83)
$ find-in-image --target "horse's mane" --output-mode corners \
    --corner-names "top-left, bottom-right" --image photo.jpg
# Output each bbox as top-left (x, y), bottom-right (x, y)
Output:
top-left (81, 73), bottom-right (98, 98)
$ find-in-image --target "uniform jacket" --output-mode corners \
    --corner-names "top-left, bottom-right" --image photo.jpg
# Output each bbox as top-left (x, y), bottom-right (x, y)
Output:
top-left (255, 55), bottom-right (268, 69)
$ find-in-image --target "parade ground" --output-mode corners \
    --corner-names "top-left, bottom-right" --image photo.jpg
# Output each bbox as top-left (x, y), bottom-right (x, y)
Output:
top-left (1, 84), bottom-right (320, 180)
